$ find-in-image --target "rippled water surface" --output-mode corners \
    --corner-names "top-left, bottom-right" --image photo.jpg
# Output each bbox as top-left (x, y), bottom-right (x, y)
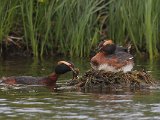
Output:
top-left (0, 56), bottom-right (160, 120)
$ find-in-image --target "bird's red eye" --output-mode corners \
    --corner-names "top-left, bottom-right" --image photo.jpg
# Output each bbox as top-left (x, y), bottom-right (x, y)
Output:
top-left (69, 63), bottom-right (74, 68)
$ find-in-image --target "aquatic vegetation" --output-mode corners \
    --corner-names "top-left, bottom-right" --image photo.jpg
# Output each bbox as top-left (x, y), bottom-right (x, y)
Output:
top-left (52, 0), bottom-right (106, 57)
top-left (0, 0), bottom-right (19, 52)
top-left (107, 0), bottom-right (160, 59)
top-left (67, 69), bottom-right (156, 91)
top-left (0, 0), bottom-right (160, 59)
top-left (0, 0), bottom-right (106, 57)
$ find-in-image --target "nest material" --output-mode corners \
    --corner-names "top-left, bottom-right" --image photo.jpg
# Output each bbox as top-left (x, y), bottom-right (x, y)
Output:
top-left (67, 69), bottom-right (156, 91)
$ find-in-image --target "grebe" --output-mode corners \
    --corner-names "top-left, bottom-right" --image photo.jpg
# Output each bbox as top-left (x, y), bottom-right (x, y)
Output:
top-left (91, 40), bottom-right (134, 73)
top-left (1, 61), bottom-right (78, 86)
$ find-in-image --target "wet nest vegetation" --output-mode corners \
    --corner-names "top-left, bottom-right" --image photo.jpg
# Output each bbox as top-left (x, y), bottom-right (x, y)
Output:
top-left (67, 69), bottom-right (156, 92)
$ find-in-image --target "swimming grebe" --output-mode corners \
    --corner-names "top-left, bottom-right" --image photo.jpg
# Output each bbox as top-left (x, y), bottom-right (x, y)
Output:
top-left (1, 61), bottom-right (78, 86)
top-left (91, 40), bottom-right (134, 73)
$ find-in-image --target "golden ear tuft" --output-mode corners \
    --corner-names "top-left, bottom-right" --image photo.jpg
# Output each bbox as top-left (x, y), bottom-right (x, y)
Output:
top-left (103, 40), bottom-right (113, 46)
top-left (58, 61), bottom-right (71, 66)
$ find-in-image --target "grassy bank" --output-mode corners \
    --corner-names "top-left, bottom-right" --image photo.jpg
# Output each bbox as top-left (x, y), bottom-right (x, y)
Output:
top-left (0, 0), bottom-right (160, 59)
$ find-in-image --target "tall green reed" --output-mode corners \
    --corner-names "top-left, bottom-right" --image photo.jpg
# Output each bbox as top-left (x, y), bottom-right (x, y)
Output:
top-left (144, 0), bottom-right (159, 59)
top-left (107, 0), bottom-right (160, 59)
top-left (53, 0), bottom-right (107, 57)
top-left (20, 0), bottom-right (53, 57)
top-left (0, 0), bottom-right (160, 60)
top-left (0, 0), bottom-right (19, 53)
top-left (20, 0), bottom-right (106, 57)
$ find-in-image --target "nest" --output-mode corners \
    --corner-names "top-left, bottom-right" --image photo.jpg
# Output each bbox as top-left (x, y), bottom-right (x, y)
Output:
top-left (67, 69), bottom-right (156, 92)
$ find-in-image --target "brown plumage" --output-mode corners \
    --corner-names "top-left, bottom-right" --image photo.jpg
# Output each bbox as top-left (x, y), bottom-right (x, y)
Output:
top-left (0, 61), bottom-right (77, 86)
top-left (91, 40), bottom-right (134, 73)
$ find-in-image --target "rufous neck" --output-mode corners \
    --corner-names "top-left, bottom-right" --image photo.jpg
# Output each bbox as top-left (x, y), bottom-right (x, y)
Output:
top-left (49, 72), bottom-right (59, 81)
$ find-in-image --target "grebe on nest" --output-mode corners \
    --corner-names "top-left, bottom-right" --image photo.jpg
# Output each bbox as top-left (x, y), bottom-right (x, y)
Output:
top-left (91, 40), bottom-right (134, 73)
top-left (1, 61), bottom-right (78, 86)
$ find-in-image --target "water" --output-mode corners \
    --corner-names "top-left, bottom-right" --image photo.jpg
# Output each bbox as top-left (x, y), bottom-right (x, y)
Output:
top-left (0, 56), bottom-right (160, 120)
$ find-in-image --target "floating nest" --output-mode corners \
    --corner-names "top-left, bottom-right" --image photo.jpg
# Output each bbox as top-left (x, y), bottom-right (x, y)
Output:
top-left (67, 69), bottom-right (156, 92)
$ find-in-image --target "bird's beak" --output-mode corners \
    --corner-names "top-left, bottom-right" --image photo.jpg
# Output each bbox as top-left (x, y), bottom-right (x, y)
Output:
top-left (96, 46), bottom-right (102, 52)
top-left (58, 61), bottom-right (79, 79)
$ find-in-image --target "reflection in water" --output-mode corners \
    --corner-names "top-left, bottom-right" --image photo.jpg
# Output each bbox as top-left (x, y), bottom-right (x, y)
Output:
top-left (0, 86), bottom-right (160, 120)
top-left (0, 56), bottom-right (160, 119)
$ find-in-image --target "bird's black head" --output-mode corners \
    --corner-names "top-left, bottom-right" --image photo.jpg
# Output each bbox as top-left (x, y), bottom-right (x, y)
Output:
top-left (98, 40), bottom-right (116, 54)
top-left (55, 61), bottom-right (75, 75)
top-left (101, 44), bottom-right (116, 54)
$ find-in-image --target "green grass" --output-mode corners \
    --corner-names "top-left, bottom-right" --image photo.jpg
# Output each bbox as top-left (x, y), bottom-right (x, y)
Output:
top-left (53, 0), bottom-right (107, 57)
top-left (107, 0), bottom-right (160, 59)
top-left (0, 0), bottom-right (160, 60)
top-left (0, 0), bottom-right (19, 52)
top-left (19, 0), bottom-right (105, 57)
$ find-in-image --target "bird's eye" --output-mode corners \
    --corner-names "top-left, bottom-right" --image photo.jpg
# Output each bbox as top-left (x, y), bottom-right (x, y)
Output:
top-left (69, 64), bottom-right (74, 68)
